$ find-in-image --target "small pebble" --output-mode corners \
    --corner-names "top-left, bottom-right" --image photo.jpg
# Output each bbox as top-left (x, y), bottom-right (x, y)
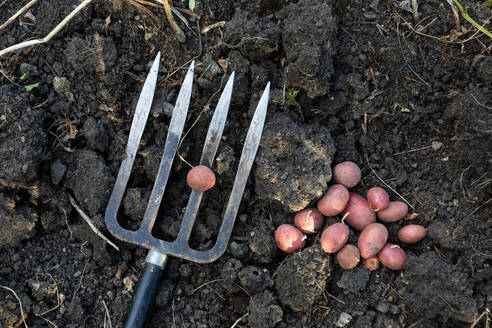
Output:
top-left (376, 301), bottom-right (389, 314)
top-left (336, 312), bottom-right (353, 327)
top-left (73, 271), bottom-right (82, 278)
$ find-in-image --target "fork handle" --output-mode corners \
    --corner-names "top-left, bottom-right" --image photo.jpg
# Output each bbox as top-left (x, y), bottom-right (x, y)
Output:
top-left (124, 250), bottom-right (168, 328)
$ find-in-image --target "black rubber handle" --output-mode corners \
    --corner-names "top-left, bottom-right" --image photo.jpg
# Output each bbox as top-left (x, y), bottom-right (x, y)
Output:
top-left (123, 262), bottom-right (163, 328)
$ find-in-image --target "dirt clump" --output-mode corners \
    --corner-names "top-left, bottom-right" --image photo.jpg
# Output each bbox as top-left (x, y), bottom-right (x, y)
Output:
top-left (397, 251), bottom-right (478, 323)
top-left (246, 289), bottom-right (283, 328)
top-left (64, 150), bottom-right (115, 217)
top-left (336, 266), bottom-right (371, 293)
top-left (0, 86), bottom-right (47, 188)
top-left (0, 192), bottom-right (37, 248)
top-left (279, 0), bottom-right (336, 98)
top-left (224, 8), bottom-right (281, 62)
top-left (255, 113), bottom-right (335, 212)
top-left (275, 245), bottom-right (331, 312)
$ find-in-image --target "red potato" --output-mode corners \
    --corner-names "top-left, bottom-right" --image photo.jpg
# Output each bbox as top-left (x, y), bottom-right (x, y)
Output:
top-left (377, 201), bottom-right (408, 222)
top-left (337, 244), bottom-right (360, 269)
top-left (320, 222), bottom-right (349, 253)
top-left (275, 224), bottom-right (306, 253)
top-left (333, 161), bottom-right (361, 188)
top-left (378, 243), bottom-right (407, 270)
top-left (362, 256), bottom-right (380, 271)
top-left (358, 223), bottom-right (388, 259)
top-left (342, 192), bottom-right (376, 231)
top-left (187, 165), bottom-right (216, 191)
top-left (317, 184), bottom-right (350, 216)
top-left (367, 187), bottom-right (390, 211)
top-left (398, 225), bottom-right (427, 244)
top-left (294, 208), bottom-right (324, 234)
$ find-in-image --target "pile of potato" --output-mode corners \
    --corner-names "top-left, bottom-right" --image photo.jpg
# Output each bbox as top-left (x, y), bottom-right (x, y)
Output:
top-left (274, 162), bottom-right (427, 271)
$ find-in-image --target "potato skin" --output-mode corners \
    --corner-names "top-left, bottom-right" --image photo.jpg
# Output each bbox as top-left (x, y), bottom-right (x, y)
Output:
top-left (358, 223), bottom-right (388, 259)
top-left (367, 187), bottom-right (390, 211)
top-left (187, 165), bottom-right (216, 191)
top-left (398, 225), bottom-right (427, 244)
top-left (342, 192), bottom-right (376, 231)
top-left (275, 224), bottom-right (306, 253)
top-left (333, 161), bottom-right (361, 188)
top-left (337, 244), bottom-right (360, 269)
top-left (317, 184), bottom-right (350, 216)
top-left (378, 243), bottom-right (407, 270)
top-left (377, 201), bottom-right (408, 222)
top-left (320, 223), bottom-right (349, 253)
top-left (294, 208), bottom-right (324, 234)
top-left (362, 256), bottom-right (380, 271)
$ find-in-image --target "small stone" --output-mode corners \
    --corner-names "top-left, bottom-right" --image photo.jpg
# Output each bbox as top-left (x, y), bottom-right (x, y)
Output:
top-left (51, 159), bottom-right (66, 185)
top-left (336, 312), bottom-right (352, 327)
top-left (53, 77), bottom-right (71, 94)
top-left (151, 101), bottom-right (174, 118)
top-left (376, 301), bottom-right (390, 313)
top-left (73, 271), bottom-right (82, 278)
top-left (431, 141), bottom-right (443, 150)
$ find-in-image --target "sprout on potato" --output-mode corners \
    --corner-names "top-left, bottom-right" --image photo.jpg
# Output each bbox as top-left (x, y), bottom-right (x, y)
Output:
top-left (294, 208), bottom-right (324, 234)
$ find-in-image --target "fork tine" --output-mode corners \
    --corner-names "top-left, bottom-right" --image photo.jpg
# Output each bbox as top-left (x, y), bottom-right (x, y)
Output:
top-left (105, 52), bottom-right (160, 234)
top-left (200, 72), bottom-right (235, 167)
top-left (175, 72), bottom-right (235, 245)
top-left (138, 61), bottom-right (195, 233)
top-left (211, 82), bottom-right (270, 255)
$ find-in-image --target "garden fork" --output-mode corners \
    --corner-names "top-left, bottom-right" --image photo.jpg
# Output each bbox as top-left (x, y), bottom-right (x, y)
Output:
top-left (105, 52), bottom-right (270, 328)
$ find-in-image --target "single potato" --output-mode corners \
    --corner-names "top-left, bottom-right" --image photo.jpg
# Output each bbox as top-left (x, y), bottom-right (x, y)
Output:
top-left (342, 192), bottom-right (376, 231)
top-left (317, 184), bottom-right (350, 216)
top-left (377, 201), bottom-right (408, 222)
top-left (398, 225), bottom-right (427, 244)
top-left (358, 223), bottom-right (388, 259)
top-left (320, 222), bottom-right (349, 253)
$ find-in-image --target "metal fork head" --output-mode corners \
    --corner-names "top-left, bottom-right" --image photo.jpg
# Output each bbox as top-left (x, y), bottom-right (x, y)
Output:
top-left (105, 53), bottom-right (270, 263)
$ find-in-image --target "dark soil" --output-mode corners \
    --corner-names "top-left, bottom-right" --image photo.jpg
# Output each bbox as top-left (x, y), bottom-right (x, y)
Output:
top-left (1, 0), bottom-right (491, 327)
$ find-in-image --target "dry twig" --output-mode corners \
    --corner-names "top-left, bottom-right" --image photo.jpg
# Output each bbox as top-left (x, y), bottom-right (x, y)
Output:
top-left (230, 313), bottom-right (247, 328)
top-left (68, 194), bottom-right (119, 251)
top-left (102, 300), bottom-right (113, 328)
top-left (0, 0), bottom-right (38, 32)
top-left (0, 0), bottom-right (93, 57)
top-left (162, 0), bottom-right (185, 42)
top-left (0, 285), bottom-right (28, 328)
top-left (201, 21), bottom-right (226, 34)
top-left (126, 0), bottom-right (160, 26)
top-left (470, 308), bottom-right (490, 328)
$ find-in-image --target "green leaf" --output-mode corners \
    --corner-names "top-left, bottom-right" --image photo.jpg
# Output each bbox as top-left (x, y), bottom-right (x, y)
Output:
top-left (189, 0), bottom-right (195, 11)
top-left (401, 107), bottom-right (411, 113)
top-left (24, 83), bottom-right (39, 92)
top-left (20, 73), bottom-right (29, 81)
top-left (487, 0), bottom-right (492, 8)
